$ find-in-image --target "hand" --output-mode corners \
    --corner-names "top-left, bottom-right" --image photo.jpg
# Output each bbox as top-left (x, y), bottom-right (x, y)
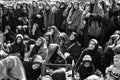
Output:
top-left (36, 14), bottom-right (41, 18)
top-left (86, 13), bottom-right (91, 17)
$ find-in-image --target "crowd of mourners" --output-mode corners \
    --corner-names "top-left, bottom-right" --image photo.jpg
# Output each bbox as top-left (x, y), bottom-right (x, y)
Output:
top-left (0, 0), bottom-right (120, 80)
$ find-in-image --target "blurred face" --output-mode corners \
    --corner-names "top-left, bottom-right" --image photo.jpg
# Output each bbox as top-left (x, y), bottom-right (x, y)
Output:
top-left (16, 4), bottom-right (21, 9)
top-left (56, 2), bottom-right (60, 8)
top-left (32, 24), bottom-right (37, 31)
top-left (17, 37), bottom-right (22, 44)
top-left (114, 55), bottom-right (120, 67)
top-left (89, 41), bottom-right (96, 50)
top-left (36, 38), bottom-right (42, 46)
top-left (60, 4), bottom-right (64, 8)
top-left (45, 5), bottom-right (50, 10)
top-left (59, 38), bottom-right (64, 46)
top-left (39, 3), bottom-right (44, 9)
top-left (69, 34), bottom-right (75, 41)
top-left (52, 5), bottom-right (57, 12)
top-left (32, 1), bottom-right (37, 7)
top-left (74, 3), bottom-right (79, 9)
top-left (90, 0), bottom-right (95, 4)
top-left (84, 61), bottom-right (91, 68)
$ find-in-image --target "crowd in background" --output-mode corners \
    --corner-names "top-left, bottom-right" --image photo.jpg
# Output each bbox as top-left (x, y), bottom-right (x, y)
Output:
top-left (0, 0), bottom-right (120, 80)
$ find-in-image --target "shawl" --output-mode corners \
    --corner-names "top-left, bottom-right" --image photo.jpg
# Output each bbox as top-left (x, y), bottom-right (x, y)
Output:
top-left (0, 56), bottom-right (26, 80)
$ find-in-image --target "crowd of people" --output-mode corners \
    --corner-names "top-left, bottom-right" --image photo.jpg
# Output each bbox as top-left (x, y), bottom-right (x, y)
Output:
top-left (0, 0), bottom-right (120, 80)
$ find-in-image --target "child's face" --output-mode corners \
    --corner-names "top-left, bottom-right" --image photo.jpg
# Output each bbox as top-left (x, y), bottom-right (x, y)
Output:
top-left (114, 55), bottom-right (120, 66)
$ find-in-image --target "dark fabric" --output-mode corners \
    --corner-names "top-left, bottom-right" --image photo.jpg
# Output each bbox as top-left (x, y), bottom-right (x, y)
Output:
top-left (78, 62), bottom-right (95, 80)
top-left (51, 70), bottom-right (66, 80)
top-left (67, 42), bottom-right (81, 61)
top-left (80, 47), bottom-right (102, 71)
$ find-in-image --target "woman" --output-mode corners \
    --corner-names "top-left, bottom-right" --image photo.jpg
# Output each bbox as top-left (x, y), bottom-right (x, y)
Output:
top-left (108, 0), bottom-right (120, 35)
top-left (4, 26), bottom-right (15, 43)
top-left (67, 2), bottom-right (83, 36)
top-left (57, 32), bottom-right (68, 53)
top-left (43, 44), bottom-right (66, 80)
top-left (44, 4), bottom-right (55, 29)
top-left (14, 3), bottom-right (23, 28)
top-left (9, 34), bottom-right (26, 61)
top-left (65, 32), bottom-right (81, 64)
top-left (0, 55), bottom-right (26, 80)
top-left (23, 37), bottom-right (48, 80)
top-left (47, 26), bottom-right (61, 43)
top-left (80, 39), bottom-right (102, 72)
top-left (29, 1), bottom-right (39, 28)
top-left (54, 2), bottom-right (66, 32)
top-left (83, 0), bottom-right (104, 47)
top-left (29, 23), bottom-right (42, 41)
top-left (78, 55), bottom-right (103, 80)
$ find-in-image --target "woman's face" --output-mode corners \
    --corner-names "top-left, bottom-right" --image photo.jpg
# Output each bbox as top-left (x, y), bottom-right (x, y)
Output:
top-left (32, 24), bottom-right (37, 31)
top-left (45, 5), bottom-right (50, 10)
top-left (56, 2), bottom-right (60, 8)
top-left (114, 55), bottom-right (120, 67)
top-left (16, 4), bottom-right (21, 9)
top-left (32, 1), bottom-right (37, 8)
top-left (89, 41), bottom-right (96, 50)
top-left (36, 38), bottom-right (42, 46)
top-left (90, 0), bottom-right (95, 4)
top-left (17, 37), bottom-right (22, 44)
top-left (45, 35), bottom-right (49, 42)
top-left (69, 34), bottom-right (75, 41)
top-left (59, 38), bottom-right (64, 47)
top-left (49, 28), bottom-right (54, 35)
top-left (84, 61), bottom-right (91, 68)
top-left (73, 3), bottom-right (79, 9)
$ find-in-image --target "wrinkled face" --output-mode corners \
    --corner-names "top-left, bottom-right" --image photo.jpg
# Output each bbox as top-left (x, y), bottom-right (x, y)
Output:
top-left (89, 41), bottom-right (96, 50)
top-left (84, 61), bottom-right (91, 68)
top-left (45, 5), bottom-right (50, 10)
top-left (73, 3), bottom-right (79, 9)
top-left (90, 0), bottom-right (95, 4)
top-left (17, 37), bottom-right (22, 44)
top-left (69, 34), bottom-right (75, 41)
top-left (114, 55), bottom-right (120, 67)
top-left (36, 38), bottom-right (42, 46)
